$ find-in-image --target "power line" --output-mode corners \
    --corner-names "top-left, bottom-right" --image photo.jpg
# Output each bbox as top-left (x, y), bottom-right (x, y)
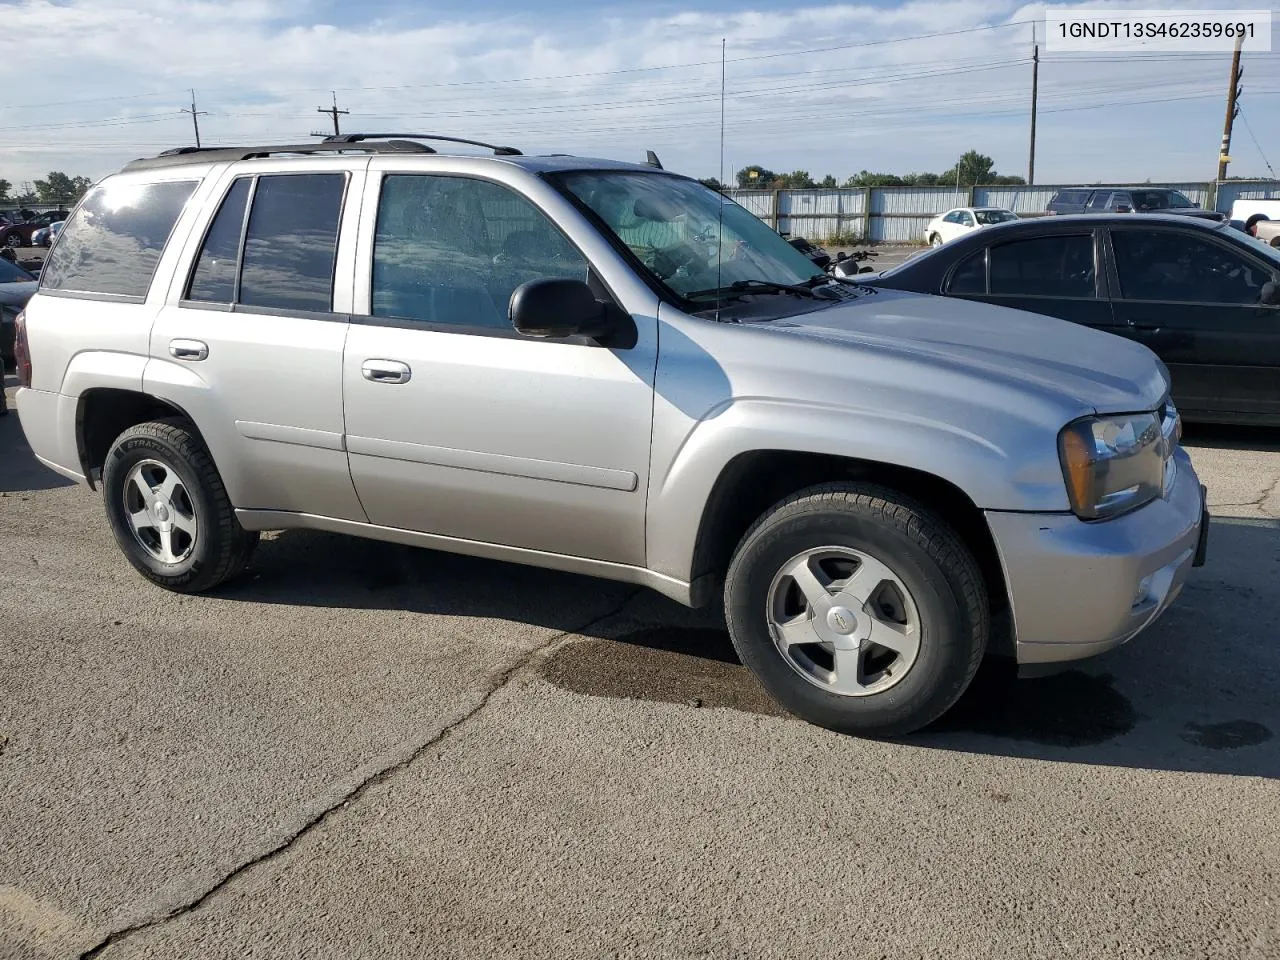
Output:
top-left (1236, 106), bottom-right (1277, 178)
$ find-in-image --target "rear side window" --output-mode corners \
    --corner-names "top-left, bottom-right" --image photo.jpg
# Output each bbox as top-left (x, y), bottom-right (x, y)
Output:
top-left (40, 179), bottom-right (197, 299)
top-left (185, 173), bottom-right (346, 313)
top-left (989, 234), bottom-right (1096, 298)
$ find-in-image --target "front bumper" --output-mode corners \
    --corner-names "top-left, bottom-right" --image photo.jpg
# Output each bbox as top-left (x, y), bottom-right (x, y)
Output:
top-left (986, 448), bottom-right (1205, 668)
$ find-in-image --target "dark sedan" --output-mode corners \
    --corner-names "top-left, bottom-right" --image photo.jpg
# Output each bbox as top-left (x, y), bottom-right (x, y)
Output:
top-left (866, 214), bottom-right (1280, 425)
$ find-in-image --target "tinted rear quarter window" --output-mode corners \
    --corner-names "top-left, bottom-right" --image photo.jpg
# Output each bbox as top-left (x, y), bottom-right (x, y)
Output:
top-left (40, 179), bottom-right (197, 298)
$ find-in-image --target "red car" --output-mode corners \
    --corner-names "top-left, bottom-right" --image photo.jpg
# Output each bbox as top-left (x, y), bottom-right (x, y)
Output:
top-left (1, 210), bottom-right (71, 248)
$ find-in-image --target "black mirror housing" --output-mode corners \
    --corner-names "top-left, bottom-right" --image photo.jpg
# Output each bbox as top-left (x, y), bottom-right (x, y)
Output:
top-left (510, 278), bottom-right (611, 339)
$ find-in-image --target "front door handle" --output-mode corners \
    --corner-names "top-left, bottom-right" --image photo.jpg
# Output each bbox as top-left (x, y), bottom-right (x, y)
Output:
top-left (169, 338), bottom-right (209, 361)
top-left (361, 359), bottom-right (412, 384)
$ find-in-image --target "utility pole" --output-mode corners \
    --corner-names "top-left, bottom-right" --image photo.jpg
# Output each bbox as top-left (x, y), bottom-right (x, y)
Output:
top-left (1028, 23), bottom-right (1039, 185)
top-left (317, 91), bottom-right (349, 137)
top-left (1217, 33), bottom-right (1244, 182)
top-left (180, 89), bottom-right (207, 148)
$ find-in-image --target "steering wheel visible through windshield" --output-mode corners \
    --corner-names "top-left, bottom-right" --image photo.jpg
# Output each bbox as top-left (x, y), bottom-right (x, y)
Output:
top-left (552, 171), bottom-right (823, 301)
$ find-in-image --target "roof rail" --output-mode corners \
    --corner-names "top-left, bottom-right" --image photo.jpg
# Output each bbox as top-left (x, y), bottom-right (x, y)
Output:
top-left (121, 139), bottom-right (435, 172)
top-left (322, 133), bottom-right (523, 156)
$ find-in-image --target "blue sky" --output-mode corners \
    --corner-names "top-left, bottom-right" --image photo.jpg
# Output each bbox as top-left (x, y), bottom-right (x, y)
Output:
top-left (2, 0), bottom-right (1277, 188)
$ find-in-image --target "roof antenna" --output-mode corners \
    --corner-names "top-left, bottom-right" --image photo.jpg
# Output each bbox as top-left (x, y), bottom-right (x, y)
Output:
top-left (715, 37), bottom-right (726, 320)
top-left (645, 150), bottom-right (663, 169)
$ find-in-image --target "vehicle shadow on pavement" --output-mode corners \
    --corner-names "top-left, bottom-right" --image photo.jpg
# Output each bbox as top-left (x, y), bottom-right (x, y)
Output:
top-left (229, 518), bottom-right (1279, 780)
top-left (0, 379), bottom-right (75, 494)
top-left (1182, 422), bottom-right (1280, 453)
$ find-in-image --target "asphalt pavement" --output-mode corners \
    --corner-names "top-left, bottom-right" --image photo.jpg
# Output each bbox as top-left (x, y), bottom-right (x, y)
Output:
top-left (1, 375), bottom-right (1278, 960)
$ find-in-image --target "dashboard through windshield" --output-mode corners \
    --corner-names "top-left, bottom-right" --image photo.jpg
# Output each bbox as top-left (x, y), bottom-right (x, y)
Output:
top-left (551, 171), bottom-right (823, 303)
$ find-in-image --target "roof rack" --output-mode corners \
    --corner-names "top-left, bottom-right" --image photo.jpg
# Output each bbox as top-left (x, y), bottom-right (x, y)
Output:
top-left (322, 133), bottom-right (523, 156)
top-left (122, 139), bottom-right (435, 171)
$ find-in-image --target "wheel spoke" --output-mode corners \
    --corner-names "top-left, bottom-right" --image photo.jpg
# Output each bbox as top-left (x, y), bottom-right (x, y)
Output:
top-left (157, 471), bottom-right (182, 502)
top-left (128, 508), bottom-right (152, 533)
top-left (171, 510), bottom-right (197, 536)
top-left (774, 614), bottom-right (823, 648)
top-left (839, 554), bottom-right (898, 605)
top-left (866, 617), bottom-right (919, 659)
top-left (828, 644), bottom-right (866, 695)
top-left (129, 474), bottom-right (158, 510)
top-left (156, 528), bottom-right (178, 564)
top-left (783, 554), bottom-right (833, 607)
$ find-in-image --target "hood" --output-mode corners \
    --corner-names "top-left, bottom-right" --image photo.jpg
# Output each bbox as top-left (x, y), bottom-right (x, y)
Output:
top-left (762, 287), bottom-right (1168, 414)
top-left (0, 280), bottom-right (38, 307)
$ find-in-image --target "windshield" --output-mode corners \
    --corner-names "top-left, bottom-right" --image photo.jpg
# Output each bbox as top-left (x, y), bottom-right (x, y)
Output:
top-left (0, 257), bottom-right (34, 283)
top-left (553, 171), bottom-right (823, 300)
top-left (975, 209), bottom-right (1018, 225)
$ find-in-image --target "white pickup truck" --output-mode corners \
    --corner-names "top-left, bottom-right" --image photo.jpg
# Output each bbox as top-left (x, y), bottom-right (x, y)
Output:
top-left (1231, 198), bottom-right (1280, 245)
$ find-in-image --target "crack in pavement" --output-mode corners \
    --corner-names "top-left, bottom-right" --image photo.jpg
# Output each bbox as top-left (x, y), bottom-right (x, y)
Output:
top-left (77, 587), bottom-right (646, 960)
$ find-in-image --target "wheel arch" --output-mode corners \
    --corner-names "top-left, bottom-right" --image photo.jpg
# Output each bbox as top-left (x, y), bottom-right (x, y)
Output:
top-left (76, 387), bottom-right (198, 490)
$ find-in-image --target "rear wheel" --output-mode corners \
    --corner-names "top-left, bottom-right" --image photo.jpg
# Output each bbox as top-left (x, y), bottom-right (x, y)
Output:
top-left (929, 233), bottom-right (943, 247)
top-left (724, 482), bottom-right (988, 737)
top-left (102, 418), bottom-right (258, 592)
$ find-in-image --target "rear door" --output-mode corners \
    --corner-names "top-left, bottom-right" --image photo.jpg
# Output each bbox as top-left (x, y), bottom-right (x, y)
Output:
top-left (146, 158), bottom-right (368, 521)
top-left (1106, 225), bottom-right (1280, 420)
top-left (942, 230), bottom-right (1123, 335)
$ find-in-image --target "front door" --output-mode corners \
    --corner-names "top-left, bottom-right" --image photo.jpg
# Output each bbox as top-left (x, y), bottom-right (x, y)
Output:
top-left (147, 160), bottom-right (367, 521)
top-left (1107, 225), bottom-right (1280, 420)
top-left (341, 169), bottom-right (656, 565)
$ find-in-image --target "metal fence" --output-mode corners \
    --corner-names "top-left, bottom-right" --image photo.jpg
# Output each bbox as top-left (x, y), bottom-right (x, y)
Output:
top-left (725, 180), bottom-right (1280, 244)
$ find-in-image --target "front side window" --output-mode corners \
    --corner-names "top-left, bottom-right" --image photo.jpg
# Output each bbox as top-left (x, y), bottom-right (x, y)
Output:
top-left (989, 234), bottom-right (1096, 298)
top-left (1086, 192), bottom-right (1116, 213)
top-left (1130, 190), bottom-right (1194, 211)
top-left (958, 211), bottom-right (975, 228)
top-left (1112, 230), bottom-right (1271, 305)
top-left (370, 175), bottom-right (588, 330)
top-left (185, 173), bottom-right (345, 312)
top-left (946, 249), bottom-right (986, 294)
top-left (975, 209), bottom-right (1018, 225)
top-left (553, 171), bottom-right (822, 302)
top-left (41, 179), bottom-right (197, 298)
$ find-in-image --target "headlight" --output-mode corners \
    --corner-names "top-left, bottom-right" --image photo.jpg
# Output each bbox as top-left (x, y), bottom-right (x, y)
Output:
top-left (1058, 412), bottom-right (1167, 520)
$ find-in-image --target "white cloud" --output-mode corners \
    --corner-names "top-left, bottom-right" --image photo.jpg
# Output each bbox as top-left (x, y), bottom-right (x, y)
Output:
top-left (1, 0), bottom-right (1276, 190)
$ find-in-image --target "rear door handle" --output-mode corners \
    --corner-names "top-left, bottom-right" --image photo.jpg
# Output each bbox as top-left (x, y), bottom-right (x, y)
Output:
top-left (169, 338), bottom-right (209, 361)
top-left (361, 359), bottom-right (412, 384)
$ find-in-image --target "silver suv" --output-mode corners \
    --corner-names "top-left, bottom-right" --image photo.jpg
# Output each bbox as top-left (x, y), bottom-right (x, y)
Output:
top-left (12, 134), bottom-right (1208, 735)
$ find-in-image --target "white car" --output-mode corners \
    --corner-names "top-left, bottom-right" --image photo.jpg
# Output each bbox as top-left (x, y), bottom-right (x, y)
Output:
top-left (31, 221), bottom-right (64, 247)
top-left (924, 207), bottom-right (1019, 246)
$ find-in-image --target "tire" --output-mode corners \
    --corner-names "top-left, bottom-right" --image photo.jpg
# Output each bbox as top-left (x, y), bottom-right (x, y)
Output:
top-left (102, 418), bottom-right (258, 592)
top-left (724, 482), bottom-right (988, 737)
top-left (929, 234), bottom-right (943, 247)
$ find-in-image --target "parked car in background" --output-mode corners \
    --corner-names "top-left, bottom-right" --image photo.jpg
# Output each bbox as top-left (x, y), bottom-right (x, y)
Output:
top-left (1, 256), bottom-right (38, 369)
top-left (866, 213), bottom-right (1280, 425)
top-left (31, 220), bottom-right (65, 247)
top-left (0, 210), bottom-right (71, 247)
top-left (1046, 187), bottom-right (1225, 221)
top-left (924, 206), bottom-right (1018, 246)
top-left (10, 135), bottom-right (1205, 737)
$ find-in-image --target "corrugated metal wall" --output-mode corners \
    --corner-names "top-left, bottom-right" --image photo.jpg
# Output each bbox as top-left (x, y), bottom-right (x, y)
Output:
top-left (723, 180), bottom-right (1276, 243)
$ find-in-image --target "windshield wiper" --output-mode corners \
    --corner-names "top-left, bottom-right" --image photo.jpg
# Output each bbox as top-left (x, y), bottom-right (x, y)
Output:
top-left (686, 279), bottom-right (822, 300)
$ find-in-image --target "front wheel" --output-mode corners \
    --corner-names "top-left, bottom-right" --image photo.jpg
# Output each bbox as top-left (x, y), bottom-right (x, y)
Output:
top-left (102, 418), bottom-right (258, 592)
top-left (929, 234), bottom-right (943, 247)
top-left (724, 482), bottom-right (988, 737)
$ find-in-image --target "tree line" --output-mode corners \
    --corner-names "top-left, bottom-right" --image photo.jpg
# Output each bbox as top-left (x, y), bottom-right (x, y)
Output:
top-left (0, 171), bottom-right (95, 207)
top-left (698, 150), bottom-right (1027, 191)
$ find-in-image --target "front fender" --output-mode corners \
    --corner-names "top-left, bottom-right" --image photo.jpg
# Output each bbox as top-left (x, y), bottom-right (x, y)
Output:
top-left (645, 397), bottom-right (1069, 583)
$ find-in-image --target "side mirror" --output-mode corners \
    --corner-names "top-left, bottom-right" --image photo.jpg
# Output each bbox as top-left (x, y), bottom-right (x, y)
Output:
top-left (1261, 281), bottom-right (1280, 307)
top-left (510, 278), bottom-right (612, 339)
